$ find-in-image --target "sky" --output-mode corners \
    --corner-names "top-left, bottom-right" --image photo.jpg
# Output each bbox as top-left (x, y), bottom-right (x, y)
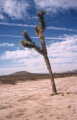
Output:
top-left (0, 0), bottom-right (77, 75)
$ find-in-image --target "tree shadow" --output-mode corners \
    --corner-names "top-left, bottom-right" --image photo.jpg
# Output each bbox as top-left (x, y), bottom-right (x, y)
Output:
top-left (50, 91), bottom-right (77, 96)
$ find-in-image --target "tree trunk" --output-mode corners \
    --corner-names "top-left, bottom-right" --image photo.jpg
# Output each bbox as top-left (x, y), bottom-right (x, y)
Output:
top-left (43, 54), bottom-right (57, 94)
top-left (39, 35), bottom-right (57, 94)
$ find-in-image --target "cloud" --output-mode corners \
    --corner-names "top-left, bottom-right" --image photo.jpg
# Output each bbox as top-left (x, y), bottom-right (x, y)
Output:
top-left (0, 49), bottom-right (39, 60)
top-left (0, 0), bottom-right (77, 20)
top-left (0, 14), bottom-right (4, 19)
top-left (0, 42), bottom-right (15, 47)
top-left (34, 0), bottom-right (77, 12)
top-left (0, 0), bottom-right (29, 19)
top-left (48, 35), bottom-right (77, 60)
top-left (0, 22), bottom-right (77, 33)
top-left (0, 22), bottom-right (35, 27)
top-left (47, 26), bottom-right (77, 32)
top-left (0, 34), bottom-right (77, 75)
top-left (0, 33), bottom-right (72, 40)
top-left (47, 35), bottom-right (77, 72)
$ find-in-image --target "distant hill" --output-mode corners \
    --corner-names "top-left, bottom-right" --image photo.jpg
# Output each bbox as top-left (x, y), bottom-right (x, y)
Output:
top-left (68, 70), bottom-right (77, 74)
top-left (10, 70), bottom-right (77, 77)
top-left (11, 71), bottom-right (32, 76)
top-left (0, 70), bottom-right (77, 85)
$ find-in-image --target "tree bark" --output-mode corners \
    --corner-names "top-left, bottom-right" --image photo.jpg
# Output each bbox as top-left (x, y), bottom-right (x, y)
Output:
top-left (43, 54), bottom-right (57, 94)
top-left (39, 34), bottom-right (57, 94)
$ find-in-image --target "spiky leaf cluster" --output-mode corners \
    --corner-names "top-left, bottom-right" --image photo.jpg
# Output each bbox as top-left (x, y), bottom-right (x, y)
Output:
top-left (21, 11), bottom-right (46, 51)
top-left (35, 25), bottom-right (43, 37)
top-left (23, 32), bottom-right (32, 42)
top-left (35, 11), bottom-right (46, 39)
top-left (37, 11), bottom-right (46, 31)
top-left (21, 32), bottom-right (35, 48)
top-left (21, 40), bottom-right (34, 48)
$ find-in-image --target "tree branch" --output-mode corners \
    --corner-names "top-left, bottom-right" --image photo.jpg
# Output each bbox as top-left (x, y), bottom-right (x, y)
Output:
top-left (33, 44), bottom-right (44, 55)
top-left (21, 40), bottom-right (43, 55)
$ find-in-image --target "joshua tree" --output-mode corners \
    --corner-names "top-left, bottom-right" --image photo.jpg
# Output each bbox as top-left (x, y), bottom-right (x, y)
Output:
top-left (21, 11), bottom-right (57, 94)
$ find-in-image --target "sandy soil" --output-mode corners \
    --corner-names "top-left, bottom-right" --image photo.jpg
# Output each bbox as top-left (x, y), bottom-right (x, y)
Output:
top-left (0, 76), bottom-right (77, 120)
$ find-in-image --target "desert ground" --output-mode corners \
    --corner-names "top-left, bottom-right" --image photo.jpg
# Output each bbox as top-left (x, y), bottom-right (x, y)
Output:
top-left (0, 76), bottom-right (77, 120)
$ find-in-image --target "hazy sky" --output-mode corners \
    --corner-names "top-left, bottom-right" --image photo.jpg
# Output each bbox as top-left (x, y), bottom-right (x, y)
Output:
top-left (0, 0), bottom-right (77, 75)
